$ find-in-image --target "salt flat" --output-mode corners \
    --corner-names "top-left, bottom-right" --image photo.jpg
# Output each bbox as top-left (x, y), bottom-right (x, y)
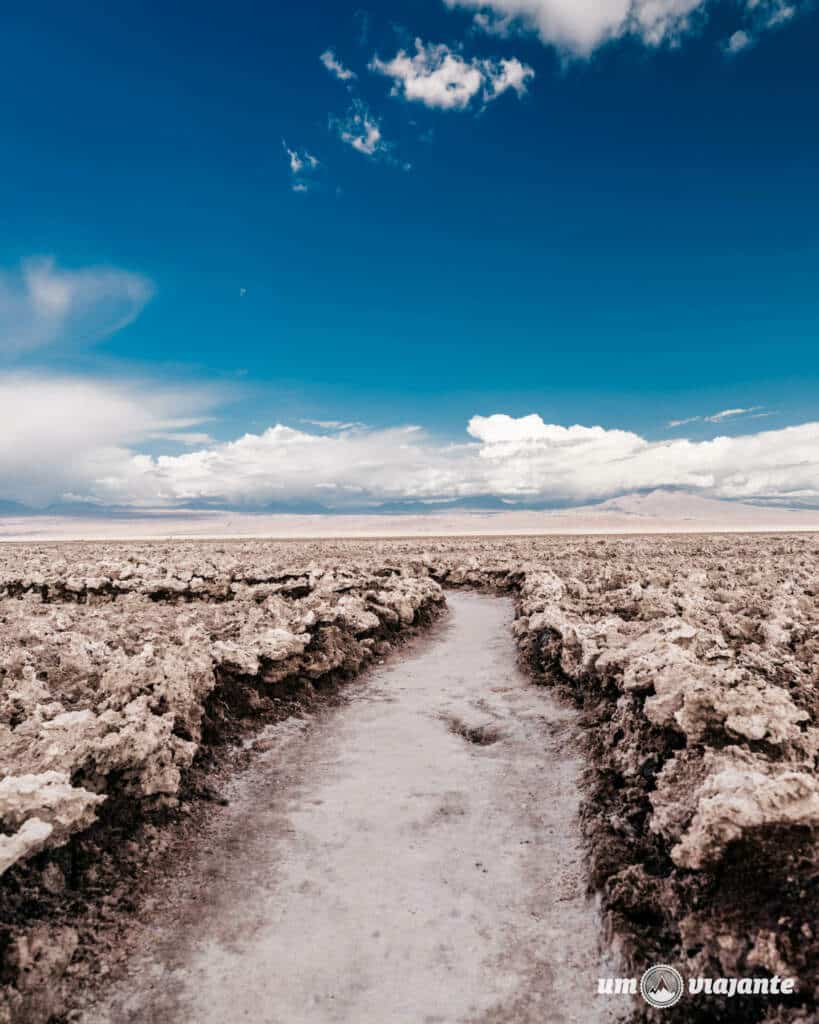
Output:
top-left (1, 533), bottom-right (817, 1024)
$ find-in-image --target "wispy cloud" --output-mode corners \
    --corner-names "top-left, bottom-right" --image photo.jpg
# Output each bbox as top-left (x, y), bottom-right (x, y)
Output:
top-left (723, 28), bottom-right (753, 53)
top-left (721, 0), bottom-right (797, 54)
top-left (282, 140), bottom-right (320, 192)
top-left (320, 49), bottom-right (357, 81)
top-left (301, 419), bottom-right (367, 430)
top-left (332, 100), bottom-right (390, 157)
top-left (149, 431), bottom-right (214, 446)
top-left (667, 406), bottom-right (767, 428)
top-left (370, 39), bottom-right (534, 111)
top-left (0, 258), bottom-right (153, 357)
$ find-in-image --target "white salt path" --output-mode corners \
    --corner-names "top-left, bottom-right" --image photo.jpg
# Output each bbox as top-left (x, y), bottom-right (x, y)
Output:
top-left (84, 592), bottom-right (616, 1024)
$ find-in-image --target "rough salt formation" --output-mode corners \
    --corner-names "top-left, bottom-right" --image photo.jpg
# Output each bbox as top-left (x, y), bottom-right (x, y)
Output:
top-left (0, 556), bottom-right (445, 1024)
top-left (0, 773), bottom-right (105, 875)
top-left (509, 568), bottom-right (819, 868)
top-left (416, 536), bottom-right (819, 1022)
top-left (0, 568), bottom-right (443, 875)
top-left (0, 535), bottom-right (817, 1023)
top-left (654, 748), bottom-right (819, 870)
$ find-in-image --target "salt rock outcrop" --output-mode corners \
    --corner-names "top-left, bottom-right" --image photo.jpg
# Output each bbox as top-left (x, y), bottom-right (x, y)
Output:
top-left (0, 567), bottom-right (444, 880)
top-left (0, 772), bottom-right (104, 875)
top-left (653, 747), bottom-right (819, 870)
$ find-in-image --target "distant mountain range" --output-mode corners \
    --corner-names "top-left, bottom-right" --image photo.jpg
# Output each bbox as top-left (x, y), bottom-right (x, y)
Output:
top-left (1, 490), bottom-right (818, 541)
top-left (571, 490), bottom-right (817, 521)
top-left (3, 489), bottom-right (816, 520)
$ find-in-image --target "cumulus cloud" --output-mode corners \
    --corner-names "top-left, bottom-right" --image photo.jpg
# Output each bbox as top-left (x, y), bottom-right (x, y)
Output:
top-left (332, 100), bottom-right (388, 156)
top-left (101, 424), bottom-right (469, 509)
top-left (320, 49), bottom-right (357, 81)
top-left (0, 258), bottom-right (153, 357)
top-left (445, 0), bottom-right (803, 56)
top-left (4, 395), bottom-right (819, 510)
top-left (463, 413), bottom-right (819, 502)
top-left (370, 39), bottom-right (534, 111)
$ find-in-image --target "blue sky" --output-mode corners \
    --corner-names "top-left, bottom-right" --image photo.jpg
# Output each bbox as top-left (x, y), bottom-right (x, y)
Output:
top-left (1, 0), bottom-right (818, 511)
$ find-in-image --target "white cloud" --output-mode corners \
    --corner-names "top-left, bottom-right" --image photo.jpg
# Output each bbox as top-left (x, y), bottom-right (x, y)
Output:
top-left (5, 396), bottom-right (819, 509)
top-left (706, 406), bottom-right (763, 422)
top-left (320, 49), bottom-right (357, 81)
top-left (750, 0), bottom-right (797, 26)
top-left (0, 374), bottom-right (216, 507)
top-left (445, 0), bottom-right (804, 56)
top-left (473, 10), bottom-right (518, 36)
top-left (463, 413), bottom-right (819, 502)
top-left (283, 141), bottom-right (319, 176)
top-left (151, 432), bottom-right (214, 446)
top-left (370, 39), bottom-right (534, 111)
top-left (301, 419), bottom-right (366, 430)
top-left (631, 0), bottom-right (707, 46)
top-left (485, 55), bottom-right (536, 98)
top-left (282, 140), bottom-right (320, 192)
top-left (667, 406), bottom-right (765, 427)
top-left (0, 258), bottom-right (153, 356)
top-left (445, 0), bottom-right (640, 55)
top-left (333, 100), bottom-right (388, 156)
top-left (724, 28), bottom-right (754, 51)
top-left (766, 3), bottom-right (796, 26)
top-left (285, 148), bottom-right (304, 175)
top-left (722, 0), bottom-right (797, 52)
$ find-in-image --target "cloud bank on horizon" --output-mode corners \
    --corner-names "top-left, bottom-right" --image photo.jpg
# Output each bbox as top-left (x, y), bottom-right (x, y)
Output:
top-left (2, 371), bottom-right (819, 512)
top-left (1, 257), bottom-right (816, 513)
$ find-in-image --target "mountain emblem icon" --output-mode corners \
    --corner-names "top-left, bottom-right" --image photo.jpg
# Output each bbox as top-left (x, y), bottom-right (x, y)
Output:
top-left (640, 965), bottom-right (684, 1008)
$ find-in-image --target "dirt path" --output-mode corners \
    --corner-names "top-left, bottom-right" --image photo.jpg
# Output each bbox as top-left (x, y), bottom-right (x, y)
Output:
top-left (82, 592), bottom-right (614, 1024)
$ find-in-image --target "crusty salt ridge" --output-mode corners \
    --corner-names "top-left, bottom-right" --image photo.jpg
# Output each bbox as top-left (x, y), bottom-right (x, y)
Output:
top-left (428, 536), bottom-right (819, 1023)
top-left (0, 773), bottom-right (105, 875)
top-left (1, 534), bottom-right (818, 1024)
top-left (0, 565), bottom-right (445, 1023)
top-left (0, 572), bottom-right (443, 874)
